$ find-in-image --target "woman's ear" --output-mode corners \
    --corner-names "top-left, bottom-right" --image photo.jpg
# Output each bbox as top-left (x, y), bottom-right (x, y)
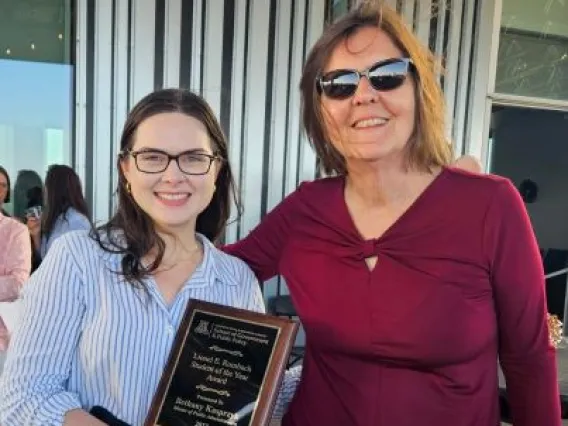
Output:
top-left (120, 155), bottom-right (131, 181)
top-left (453, 155), bottom-right (482, 173)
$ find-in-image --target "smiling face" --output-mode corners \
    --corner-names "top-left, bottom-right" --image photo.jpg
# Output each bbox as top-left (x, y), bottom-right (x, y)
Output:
top-left (320, 26), bottom-right (416, 169)
top-left (121, 112), bottom-right (219, 235)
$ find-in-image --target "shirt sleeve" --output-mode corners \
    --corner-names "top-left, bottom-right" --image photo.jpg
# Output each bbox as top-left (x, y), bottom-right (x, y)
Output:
top-left (0, 235), bottom-right (86, 426)
top-left (0, 223), bottom-right (31, 302)
top-left (483, 179), bottom-right (561, 426)
top-left (223, 186), bottom-right (302, 281)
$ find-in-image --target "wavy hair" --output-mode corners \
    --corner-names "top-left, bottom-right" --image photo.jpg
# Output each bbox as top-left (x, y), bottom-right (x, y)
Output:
top-left (42, 165), bottom-right (91, 240)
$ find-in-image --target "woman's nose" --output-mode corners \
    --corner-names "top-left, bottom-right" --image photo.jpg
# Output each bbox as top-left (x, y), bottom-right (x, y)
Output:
top-left (161, 159), bottom-right (186, 182)
top-left (352, 76), bottom-right (379, 105)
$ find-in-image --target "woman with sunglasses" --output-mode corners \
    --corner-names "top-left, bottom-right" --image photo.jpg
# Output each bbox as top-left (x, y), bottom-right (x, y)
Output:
top-left (225, 2), bottom-right (560, 426)
top-left (0, 89), bottom-right (298, 426)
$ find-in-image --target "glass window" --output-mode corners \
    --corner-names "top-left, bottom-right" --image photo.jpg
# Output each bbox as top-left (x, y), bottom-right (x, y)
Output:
top-left (0, 0), bottom-right (74, 219)
top-left (496, 0), bottom-right (568, 101)
top-left (328, 0), bottom-right (352, 22)
top-left (488, 105), bottom-right (568, 320)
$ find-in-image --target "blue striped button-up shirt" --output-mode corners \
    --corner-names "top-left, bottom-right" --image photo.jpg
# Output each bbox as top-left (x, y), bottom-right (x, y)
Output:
top-left (0, 230), bottom-right (300, 425)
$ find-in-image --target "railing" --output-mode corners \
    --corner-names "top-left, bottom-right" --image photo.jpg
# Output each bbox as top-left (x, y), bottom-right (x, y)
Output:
top-left (547, 268), bottom-right (568, 280)
top-left (548, 268), bottom-right (568, 337)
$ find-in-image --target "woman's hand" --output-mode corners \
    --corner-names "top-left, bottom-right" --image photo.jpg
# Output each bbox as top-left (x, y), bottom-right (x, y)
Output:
top-left (26, 217), bottom-right (40, 237)
top-left (26, 216), bottom-right (41, 251)
top-left (453, 155), bottom-right (482, 173)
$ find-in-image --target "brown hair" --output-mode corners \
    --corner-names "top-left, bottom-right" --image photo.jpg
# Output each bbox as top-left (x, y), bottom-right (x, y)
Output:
top-left (93, 89), bottom-right (240, 286)
top-left (0, 166), bottom-right (10, 204)
top-left (300, 0), bottom-right (452, 175)
top-left (42, 164), bottom-right (91, 240)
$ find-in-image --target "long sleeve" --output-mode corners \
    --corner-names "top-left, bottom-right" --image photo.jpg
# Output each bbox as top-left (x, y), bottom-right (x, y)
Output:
top-left (483, 180), bottom-right (561, 426)
top-left (223, 186), bottom-right (302, 281)
top-left (0, 235), bottom-right (86, 426)
top-left (0, 223), bottom-right (31, 302)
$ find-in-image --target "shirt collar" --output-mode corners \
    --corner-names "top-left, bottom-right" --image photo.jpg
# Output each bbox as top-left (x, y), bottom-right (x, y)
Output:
top-left (97, 230), bottom-right (234, 289)
top-left (183, 233), bottom-right (232, 289)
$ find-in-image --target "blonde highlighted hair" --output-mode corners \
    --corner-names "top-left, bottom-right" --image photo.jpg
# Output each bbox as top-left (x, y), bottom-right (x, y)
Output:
top-left (300, 0), bottom-right (452, 175)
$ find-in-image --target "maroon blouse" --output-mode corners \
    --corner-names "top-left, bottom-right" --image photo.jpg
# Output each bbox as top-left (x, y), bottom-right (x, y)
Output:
top-left (224, 167), bottom-right (560, 426)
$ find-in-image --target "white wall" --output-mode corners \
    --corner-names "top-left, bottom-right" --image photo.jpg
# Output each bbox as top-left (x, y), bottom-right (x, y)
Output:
top-left (491, 107), bottom-right (568, 250)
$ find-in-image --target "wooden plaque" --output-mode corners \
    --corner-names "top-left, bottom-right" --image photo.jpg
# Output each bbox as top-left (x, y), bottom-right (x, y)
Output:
top-left (145, 299), bottom-right (299, 426)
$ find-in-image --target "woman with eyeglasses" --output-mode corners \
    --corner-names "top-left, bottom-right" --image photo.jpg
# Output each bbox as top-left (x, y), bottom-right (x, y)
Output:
top-left (0, 90), bottom-right (298, 426)
top-left (224, 2), bottom-right (560, 425)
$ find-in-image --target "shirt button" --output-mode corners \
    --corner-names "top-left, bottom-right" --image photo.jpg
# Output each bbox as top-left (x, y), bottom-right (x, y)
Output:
top-left (166, 325), bottom-right (174, 335)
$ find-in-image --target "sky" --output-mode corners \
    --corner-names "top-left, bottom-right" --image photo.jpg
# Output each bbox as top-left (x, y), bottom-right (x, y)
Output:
top-left (0, 58), bottom-right (73, 130)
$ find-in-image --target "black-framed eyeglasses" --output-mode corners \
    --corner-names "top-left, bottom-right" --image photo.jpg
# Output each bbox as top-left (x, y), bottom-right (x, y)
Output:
top-left (122, 149), bottom-right (220, 175)
top-left (317, 57), bottom-right (414, 100)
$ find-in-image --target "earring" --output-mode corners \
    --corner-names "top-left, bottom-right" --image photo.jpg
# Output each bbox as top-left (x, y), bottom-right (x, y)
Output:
top-left (126, 182), bottom-right (131, 193)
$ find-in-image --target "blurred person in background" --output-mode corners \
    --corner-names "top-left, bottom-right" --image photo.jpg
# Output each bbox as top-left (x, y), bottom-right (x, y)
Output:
top-left (0, 199), bottom-right (31, 368)
top-left (26, 165), bottom-right (92, 262)
top-left (12, 169), bottom-right (43, 221)
top-left (0, 166), bottom-right (11, 216)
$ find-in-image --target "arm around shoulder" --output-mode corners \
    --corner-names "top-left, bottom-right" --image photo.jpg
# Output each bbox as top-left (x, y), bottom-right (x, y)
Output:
top-left (453, 154), bottom-right (483, 173)
top-left (223, 184), bottom-right (305, 281)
